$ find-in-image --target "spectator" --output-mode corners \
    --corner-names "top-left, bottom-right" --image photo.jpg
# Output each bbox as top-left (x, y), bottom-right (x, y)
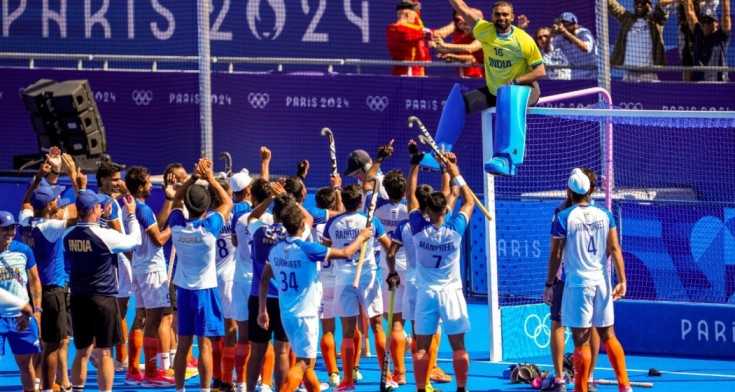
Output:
top-left (609, 0), bottom-right (672, 82)
top-left (386, 1), bottom-right (431, 77)
top-left (535, 26), bottom-right (572, 80)
top-left (677, 1), bottom-right (720, 80)
top-left (431, 11), bottom-right (485, 78)
top-left (684, 0), bottom-right (731, 81)
top-left (551, 12), bottom-right (597, 79)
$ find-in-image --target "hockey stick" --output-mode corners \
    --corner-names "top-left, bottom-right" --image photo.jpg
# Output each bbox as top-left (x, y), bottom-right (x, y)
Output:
top-left (595, 379), bottom-right (654, 388)
top-left (220, 152), bottom-right (233, 177)
top-left (379, 286), bottom-right (397, 392)
top-left (352, 177), bottom-right (380, 289)
top-left (408, 116), bottom-right (493, 222)
top-left (320, 128), bottom-right (339, 177)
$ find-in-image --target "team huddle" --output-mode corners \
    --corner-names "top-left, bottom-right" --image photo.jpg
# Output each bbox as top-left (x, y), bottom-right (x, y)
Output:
top-left (0, 140), bottom-right (479, 392)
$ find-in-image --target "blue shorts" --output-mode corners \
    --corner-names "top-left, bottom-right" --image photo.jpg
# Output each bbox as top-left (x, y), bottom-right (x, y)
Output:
top-left (0, 316), bottom-right (41, 356)
top-left (550, 279), bottom-right (564, 323)
top-left (176, 287), bottom-right (224, 337)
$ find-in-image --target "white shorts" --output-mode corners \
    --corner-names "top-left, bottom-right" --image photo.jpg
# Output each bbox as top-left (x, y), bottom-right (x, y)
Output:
top-left (218, 278), bottom-right (235, 320)
top-left (319, 278), bottom-right (336, 320)
top-left (402, 278), bottom-right (417, 322)
top-left (132, 270), bottom-right (171, 309)
top-left (116, 255), bottom-right (133, 299)
top-left (381, 270), bottom-right (405, 315)
top-left (230, 275), bottom-right (253, 322)
top-left (561, 280), bottom-right (614, 328)
top-left (414, 286), bottom-right (469, 336)
top-left (335, 270), bottom-right (383, 319)
top-left (281, 315), bottom-right (319, 359)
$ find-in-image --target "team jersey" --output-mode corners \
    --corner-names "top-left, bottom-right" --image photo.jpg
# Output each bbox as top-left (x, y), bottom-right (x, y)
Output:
top-left (63, 218), bottom-right (142, 296)
top-left (0, 241), bottom-right (36, 317)
top-left (551, 204), bottom-right (616, 287)
top-left (268, 235), bottom-right (325, 317)
top-left (390, 210), bottom-right (426, 281)
top-left (231, 201), bottom-right (253, 230)
top-left (374, 199), bottom-right (408, 272)
top-left (313, 223), bottom-right (335, 281)
top-left (18, 212), bottom-right (67, 287)
top-left (234, 212), bottom-right (273, 280)
top-left (99, 197), bottom-right (132, 278)
top-left (131, 200), bottom-right (167, 274)
top-left (324, 211), bottom-right (386, 284)
top-left (215, 211), bottom-right (236, 279)
top-left (169, 209), bottom-right (224, 290)
top-left (472, 20), bottom-right (544, 94)
top-left (249, 222), bottom-right (287, 298)
top-left (410, 211), bottom-right (468, 290)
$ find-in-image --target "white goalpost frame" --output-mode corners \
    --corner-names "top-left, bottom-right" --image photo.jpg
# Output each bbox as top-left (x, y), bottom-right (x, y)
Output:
top-left (197, 0), bottom-right (214, 160)
top-left (483, 88), bottom-right (735, 362)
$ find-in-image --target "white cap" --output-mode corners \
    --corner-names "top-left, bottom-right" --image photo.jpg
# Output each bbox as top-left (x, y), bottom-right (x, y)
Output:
top-left (229, 169), bottom-right (253, 192)
top-left (567, 168), bottom-right (591, 195)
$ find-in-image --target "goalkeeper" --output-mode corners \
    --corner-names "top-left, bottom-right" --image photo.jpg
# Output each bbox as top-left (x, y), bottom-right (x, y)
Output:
top-left (433, 0), bottom-right (546, 176)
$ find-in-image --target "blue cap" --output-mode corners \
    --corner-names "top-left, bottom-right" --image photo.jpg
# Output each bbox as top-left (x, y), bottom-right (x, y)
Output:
top-left (76, 190), bottom-right (109, 214)
top-left (559, 12), bottom-right (578, 24)
top-left (30, 185), bottom-right (65, 211)
top-left (0, 211), bottom-right (16, 228)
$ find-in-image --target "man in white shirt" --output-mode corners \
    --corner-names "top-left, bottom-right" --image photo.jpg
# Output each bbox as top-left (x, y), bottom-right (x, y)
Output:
top-left (552, 12), bottom-right (597, 79)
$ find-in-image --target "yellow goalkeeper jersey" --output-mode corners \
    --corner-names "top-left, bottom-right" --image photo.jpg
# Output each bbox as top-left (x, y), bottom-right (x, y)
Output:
top-left (473, 20), bottom-right (544, 95)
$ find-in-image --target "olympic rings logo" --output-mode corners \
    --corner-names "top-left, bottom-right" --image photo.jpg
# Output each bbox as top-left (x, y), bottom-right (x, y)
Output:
top-left (248, 92), bottom-right (270, 109)
top-left (131, 90), bottom-right (153, 106)
top-left (524, 313), bottom-right (551, 349)
top-left (365, 96), bottom-right (389, 112)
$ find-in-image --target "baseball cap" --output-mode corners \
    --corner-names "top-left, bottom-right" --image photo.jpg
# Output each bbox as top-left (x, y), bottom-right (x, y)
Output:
top-left (76, 190), bottom-right (109, 214)
top-left (559, 12), bottom-right (578, 24)
top-left (185, 184), bottom-right (211, 216)
top-left (567, 168), bottom-right (591, 195)
top-left (701, 14), bottom-right (718, 24)
top-left (344, 149), bottom-right (371, 177)
top-left (230, 169), bottom-right (253, 192)
top-left (30, 185), bottom-right (66, 211)
top-left (0, 211), bottom-right (16, 228)
top-left (396, 1), bottom-right (418, 11)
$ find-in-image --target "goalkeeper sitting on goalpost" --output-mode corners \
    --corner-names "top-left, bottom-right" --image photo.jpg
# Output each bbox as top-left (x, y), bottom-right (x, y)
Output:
top-left (435, 0), bottom-right (546, 176)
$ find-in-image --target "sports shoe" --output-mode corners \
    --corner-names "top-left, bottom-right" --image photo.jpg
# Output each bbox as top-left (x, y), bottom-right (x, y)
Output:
top-left (430, 367), bottom-right (452, 383)
top-left (384, 379), bottom-right (400, 391)
top-left (220, 382), bottom-right (236, 392)
top-left (125, 370), bottom-right (145, 385)
top-left (258, 383), bottom-right (274, 392)
top-left (328, 373), bottom-right (341, 387)
top-left (319, 382), bottom-right (330, 391)
top-left (143, 369), bottom-right (175, 386)
top-left (335, 381), bottom-right (355, 392)
top-left (212, 378), bottom-right (224, 391)
top-left (353, 367), bottom-right (363, 383)
top-left (393, 372), bottom-right (407, 385)
top-left (297, 383), bottom-right (307, 392)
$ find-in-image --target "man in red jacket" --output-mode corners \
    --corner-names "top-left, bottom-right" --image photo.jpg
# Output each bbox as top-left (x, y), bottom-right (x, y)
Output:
top-left (387, 1), bottom-right (431, 76)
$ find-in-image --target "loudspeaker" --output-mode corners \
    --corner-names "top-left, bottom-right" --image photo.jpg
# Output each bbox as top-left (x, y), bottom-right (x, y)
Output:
top-left (21, 79), bottom-right (56, 115)
top-left (49, 80), bottom-right (95, 114)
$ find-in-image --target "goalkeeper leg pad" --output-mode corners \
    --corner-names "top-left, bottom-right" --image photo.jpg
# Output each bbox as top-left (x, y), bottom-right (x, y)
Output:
top-left (485, 85), bottom-right (532, 176)
top-left (420, 83), bottom-right (466, 171)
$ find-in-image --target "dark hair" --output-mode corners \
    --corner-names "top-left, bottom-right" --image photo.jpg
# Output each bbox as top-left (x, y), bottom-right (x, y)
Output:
top-left (96, 161), bottom-right (121, 185)
top-left (272, 194), bottom-right (295, 223)
top-left (415, 184), bottom-right (434, 211)
top-left (427, 191), bottom-right (448, 214)
top-left (284, 176), bottom-right (306, 203)
top-left (341, 184), bottom-right (363, 212)
top-left (280, 203), bottom-right (305, 235)
top-left (250, 178), bottom-right (271, 205)
top-left (209, 177), bottom-right (230, 208)
top-left (571, 167), bottom-right (597, 204)
top-left (125, 166), bottom-right (150, 197)
top-left (493, 1), bottom-right (514, 11)
top-left (383, 170), bottom-right (406, 201)
top-left (164, 162), bottom-right (185, 177)
top-left (315, 187), bottom-right (337, 209)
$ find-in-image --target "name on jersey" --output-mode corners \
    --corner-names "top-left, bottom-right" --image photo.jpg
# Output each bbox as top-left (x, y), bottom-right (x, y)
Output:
top-left (380, 219), bottom-right (402, 228)
top-left (177, 235), bottom-right (204, 244)
top-left (335, 228), bottom-right (361, 240)
top-left (418, 241), bottom-right (456, 252)
top-left (570, 220), bottom-right (606, 232)
top-left (67, 239), bottom-right (93, 252)
top-left (488, 57), bottom-right (513, 69)
top-left (0, 266), bottom-right (23, 283)
top-left (273, 258), bottom-right (301, 269)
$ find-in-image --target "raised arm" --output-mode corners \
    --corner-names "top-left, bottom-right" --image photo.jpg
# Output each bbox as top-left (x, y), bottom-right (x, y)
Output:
top-left (607, 227), bottom-right (627, 300)
top-left (683, 0), bottom-right (700, 32)
top-left (22, 162), bottom-right (51, 211)
top-left (448, 0), bottom-right (484, 29)
top-left (407, 140), bottom-right (422, 211)
top-left (364, 140), bottom-right (395, 192)
top-left (103, 195), bottom-right (143, 253)
top-left (260, 146), bottom-right (272, 181)
top-left (723, 0), bottom-right (732, 33)
top-left (199, 158), bottom-right (233, 218)
top-left (445, 153), bottom-right (475, 219)
top-left (607, 0), bottom-right (629, 21)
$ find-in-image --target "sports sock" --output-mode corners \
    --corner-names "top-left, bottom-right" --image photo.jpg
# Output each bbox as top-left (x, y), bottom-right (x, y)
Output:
top-left (413, 349), bottom-right (429, 389)
top-left (341, 338), bottom-right (355, 385)
top-left (222, 346), bottom-right (236, 383)
top-left (390, 329), bottom-right (406, 376)
top-left (426, 332), bottom-right (440, 385)
top-left (352, 329), bottom-right (362, 368)
top-left (160, 352), bottom-right (171, 371)
top-left (143, 337), bottom-right (159, 376)
top-left (235, 342), bottom-right (250, 383)
top-left (280, 365), bottom-right (304, 392)
top-left (573, 345), bottom-right (592, 392)
top-left (452, 350), bottom-right (469, 388)
top-left (212, 339), bottom-right (223, 381)
top-left (320, 332), bottom-right (338, 374)
top-left (261, 343), bottom-right (275, 386)
top-left (374, 326), bottom-right (387, 373)
top-left (605, 336), bottom-right (631, 391)
top-left (128, 329), bottom-right (143, 374)
top-left (304, 368), bottom-right (320, 392)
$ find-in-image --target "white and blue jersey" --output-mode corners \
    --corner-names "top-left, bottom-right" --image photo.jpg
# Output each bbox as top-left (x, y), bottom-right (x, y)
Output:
top-left (374, 199), bottom-right (408, 272)
top-left (215, 212), bottom-right (236, 280)
top-left (324, 211), bottom-right (386, 284)
top-left (234, 212), bottom-right (273, 282)
top-left (268, 236), bottom-right (325, 318)
top-left (98, 196), bottom-right (121, 229)
top-left (169, 209), bottom-right (224, 290)
top-left (410, 211), bottom-right (468, 291)
top-left (551, 204), bottom-right (616, 287)
top-left (0, 241), bottom-right (36, 318)
top-left (390, 211), bottom-right (422, 281)
top-left (231, 201), bottom-right (253, 230)
top-left (131, 200), bottom-right (167, 274)
top-left (19, 214), bottom-right (67, 287)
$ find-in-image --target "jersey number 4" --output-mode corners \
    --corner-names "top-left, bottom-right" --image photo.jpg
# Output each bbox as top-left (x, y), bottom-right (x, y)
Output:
top-left (279, 271), bottom-right (298, 292)
top-left (587, 236), bottom-right (597, 255)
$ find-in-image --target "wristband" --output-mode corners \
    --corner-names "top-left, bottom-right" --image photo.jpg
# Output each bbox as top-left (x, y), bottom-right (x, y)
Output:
top-left (451, 176), bottom-right (467, 187)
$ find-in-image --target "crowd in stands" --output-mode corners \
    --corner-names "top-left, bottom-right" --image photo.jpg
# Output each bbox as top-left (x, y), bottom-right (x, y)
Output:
top-left (386, 0), bottom-right (731, 82)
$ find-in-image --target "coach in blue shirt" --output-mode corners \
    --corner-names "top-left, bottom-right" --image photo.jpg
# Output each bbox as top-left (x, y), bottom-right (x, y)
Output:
top-left (63, 190), bottom-right (142, 392)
